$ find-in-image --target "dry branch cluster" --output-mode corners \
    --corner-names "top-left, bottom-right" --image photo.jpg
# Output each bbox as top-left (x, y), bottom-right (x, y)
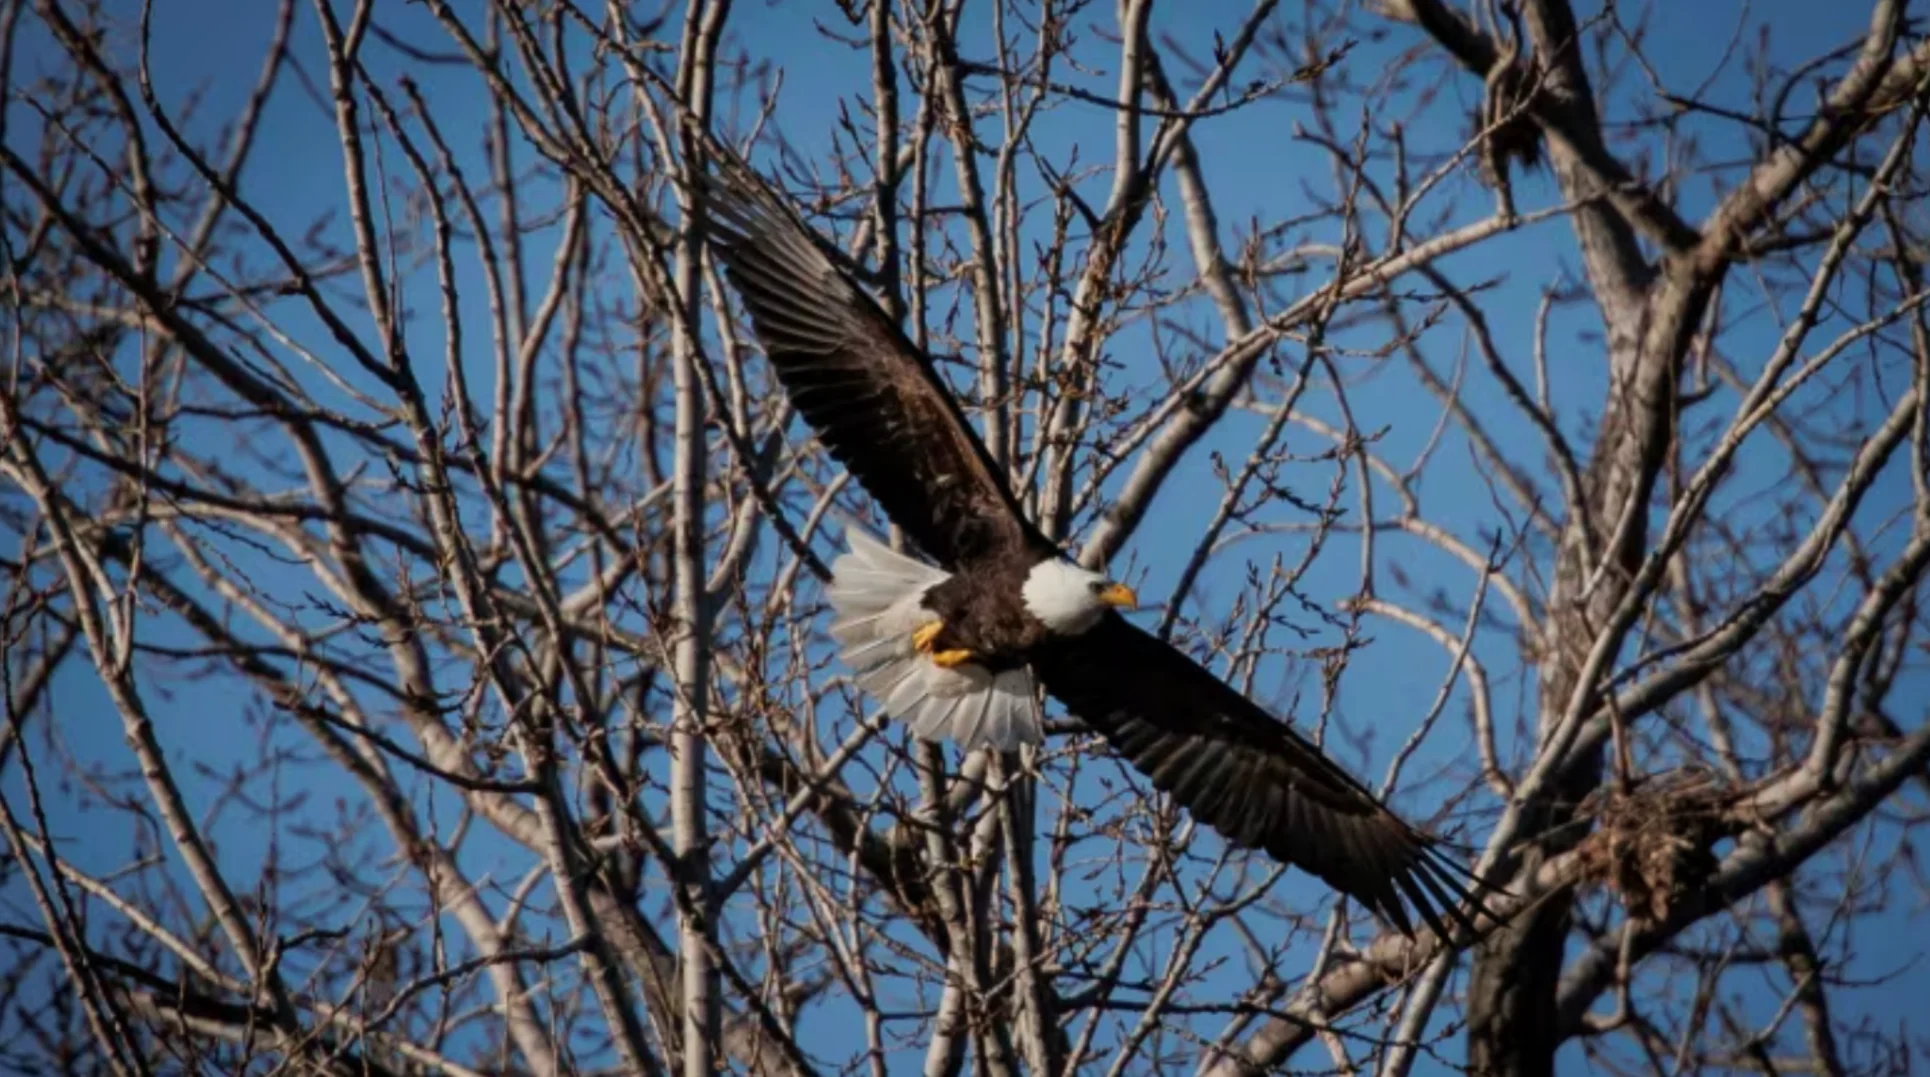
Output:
top-left (2, 1), bottom-right (1928, 1076)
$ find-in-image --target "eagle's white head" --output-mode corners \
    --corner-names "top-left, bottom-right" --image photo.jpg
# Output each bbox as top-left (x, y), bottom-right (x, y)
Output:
top-left (1022, 559), bottom-right (1138, 635)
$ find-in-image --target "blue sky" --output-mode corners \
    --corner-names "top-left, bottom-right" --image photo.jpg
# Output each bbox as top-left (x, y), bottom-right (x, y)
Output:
top-left (5, 1), bottom-right (1925, 1074)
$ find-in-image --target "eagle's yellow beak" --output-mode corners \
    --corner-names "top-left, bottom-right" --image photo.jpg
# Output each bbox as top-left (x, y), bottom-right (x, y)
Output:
top-left (1097, 582), bottom-right (1138, 610)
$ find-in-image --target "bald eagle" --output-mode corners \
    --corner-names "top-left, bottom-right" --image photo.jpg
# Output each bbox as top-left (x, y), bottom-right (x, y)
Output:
top-left (697, 155), bottom-right (1486, 940)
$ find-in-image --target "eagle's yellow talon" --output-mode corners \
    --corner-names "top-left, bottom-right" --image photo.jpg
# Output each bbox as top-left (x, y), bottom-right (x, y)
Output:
top-left (911, 621), bottom-right (974, 667)
top-left (911, 621), bottom-right (945, 653)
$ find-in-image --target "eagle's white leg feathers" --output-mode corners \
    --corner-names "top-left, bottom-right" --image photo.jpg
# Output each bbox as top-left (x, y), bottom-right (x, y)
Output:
top-left (825, 530), bottom-right (1042, 751)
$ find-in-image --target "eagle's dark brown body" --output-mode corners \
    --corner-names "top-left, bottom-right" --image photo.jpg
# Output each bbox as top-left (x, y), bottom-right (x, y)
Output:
top-left (920, 556), bottom-right (1052, 672)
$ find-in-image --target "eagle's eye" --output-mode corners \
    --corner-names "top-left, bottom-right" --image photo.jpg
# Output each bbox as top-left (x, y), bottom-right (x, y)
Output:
top-left (1088, 581), bottom-right (1107, 594)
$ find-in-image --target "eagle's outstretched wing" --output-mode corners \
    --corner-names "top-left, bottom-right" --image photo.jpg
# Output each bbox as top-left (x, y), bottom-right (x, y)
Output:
top-left (1032, 615), bottom-right (1490, 939)
top-left (696, 155), bottom-right (1045, 569)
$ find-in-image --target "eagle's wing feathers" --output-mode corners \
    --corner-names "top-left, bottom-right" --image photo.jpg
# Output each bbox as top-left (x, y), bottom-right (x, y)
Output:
top-left (1032, 615), bottom-right (1489, 939)
top-left (698, 157), bottom-right (1042, 568)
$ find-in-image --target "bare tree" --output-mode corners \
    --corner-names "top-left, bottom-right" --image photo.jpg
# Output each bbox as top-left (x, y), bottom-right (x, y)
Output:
top-left (3, 1), bottom-right (1927, 1075)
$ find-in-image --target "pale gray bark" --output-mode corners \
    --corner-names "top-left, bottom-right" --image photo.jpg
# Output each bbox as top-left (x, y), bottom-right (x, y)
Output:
top-left (668, 3), bottom-right (729, 1072)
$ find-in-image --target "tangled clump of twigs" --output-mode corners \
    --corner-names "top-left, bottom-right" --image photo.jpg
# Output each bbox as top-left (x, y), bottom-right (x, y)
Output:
top-left (1577, 769), bottom-right (1733, 923)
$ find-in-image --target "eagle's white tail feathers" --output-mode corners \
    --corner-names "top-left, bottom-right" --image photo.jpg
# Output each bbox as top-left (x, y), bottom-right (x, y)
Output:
top-left (938, 668), bottom-right (1037, 751)
top-left (825, 531), bottom-right (1043, 752)
top-left (825, 530), bottom-right (947, 658)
